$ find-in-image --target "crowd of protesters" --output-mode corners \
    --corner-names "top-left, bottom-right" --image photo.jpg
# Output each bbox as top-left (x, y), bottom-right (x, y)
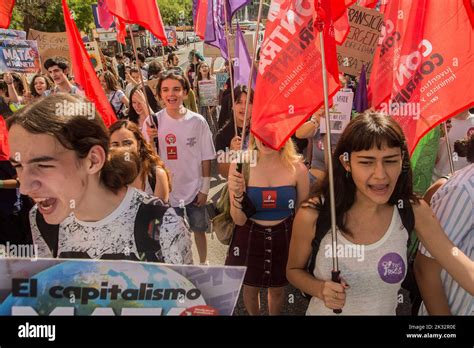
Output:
top-left (0, 44), bottom-right (472, 317)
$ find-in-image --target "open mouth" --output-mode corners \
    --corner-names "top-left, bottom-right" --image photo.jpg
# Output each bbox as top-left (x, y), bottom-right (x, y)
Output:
top-left (167, 97), bottom-right (178, 105)
top-left (34, 197), bottom-right (58, 215)
top-left (368, 184), bottom-right (389, 195)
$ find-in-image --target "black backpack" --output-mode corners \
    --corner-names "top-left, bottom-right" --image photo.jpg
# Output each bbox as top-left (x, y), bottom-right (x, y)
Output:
top-left (305, 199), bottom-right (422, 314)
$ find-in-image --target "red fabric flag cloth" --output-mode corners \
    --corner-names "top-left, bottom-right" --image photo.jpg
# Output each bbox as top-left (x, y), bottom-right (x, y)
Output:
top-left (358, 0), bottom-right (378, 9)
top-left (251, 0), bottom-right (340, 150)
top-left (369, 0), bottom-right (474, 154)
top-left (195, 0), bottom-right (208, 40)
top-left (61, 0), bottom-right (117, 127)
top-left (331, 0), bottom-right (357, 20)
top-left (0, 116), bottom-right (10, 161)
top-left (105, 0), bottom-right (167, 45)
top-left (116, 17), bottom-right (127, 44)
top-left (0, 0), bottom-right (15, 29)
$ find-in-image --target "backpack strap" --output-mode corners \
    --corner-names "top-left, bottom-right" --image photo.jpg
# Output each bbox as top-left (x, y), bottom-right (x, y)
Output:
top-left (148, 165), bottom-right (158, 193)
top-left (307, 208), bottom-right (331, 276)
top-left (133, 203), bottom-right (166, 262)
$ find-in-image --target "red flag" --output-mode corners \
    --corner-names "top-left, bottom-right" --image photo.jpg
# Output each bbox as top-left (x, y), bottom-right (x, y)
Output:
top-left (116, 17), bottom-right (127, 44)
top-left (0, 0), bottom-right (15, 29)
top-left (369, 0), bottom-right (474, 154)
top-left (0, 116), bottom-right (10, 161)
top-left (331, 0), bottom-right (357, 20)
top-left (195, 0), bottom-right (208, 40)
top-left (251, 0), bottom-right (340, 150)
top-left (105, 0), bottom-right (168, 45)
top-left (334, 11), bottom-right (350, 44)
top-left (464, 0), bottom-right (474, 27)
top-left (358, 0), bottom-right (378, 8)
top-left (61, 0), bottom-right (116, 127)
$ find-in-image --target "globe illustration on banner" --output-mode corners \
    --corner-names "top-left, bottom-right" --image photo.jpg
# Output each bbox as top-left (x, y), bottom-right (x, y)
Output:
top-left (0, 261), bottom-right (206, 315)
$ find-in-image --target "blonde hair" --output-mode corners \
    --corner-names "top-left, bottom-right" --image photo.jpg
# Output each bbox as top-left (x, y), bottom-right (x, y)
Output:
top-left (248, 134), bottom-right (303, 172)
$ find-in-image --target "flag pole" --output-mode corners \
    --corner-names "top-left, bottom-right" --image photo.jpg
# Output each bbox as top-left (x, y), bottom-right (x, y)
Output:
top-left (317, 7), bottom-right (342, 314)
top-left (240, 0), bottom-right (264, 152)
top-left (443, 122), bottom-right (455, 174)
top-left (128, 25), bottom-right (158, 150)
top-left (223, 2), bottom-right (238, 136)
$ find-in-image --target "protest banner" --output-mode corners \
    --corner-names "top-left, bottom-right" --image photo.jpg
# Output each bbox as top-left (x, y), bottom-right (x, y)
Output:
top-left (28, 29), bottom-right (71, 73)
top-left (84, 41), bottom-right (104, 73)
top-left (0, 29), bottom-right (27, 40)
top-left (165, 26), bottom-right (177, 46)
top-left (319, 89), bottom-right (354, 134)
top-left (336, 4), bottom-right (383, 78)
top-left (0, 258), bottom-right (246, 316)
top-left (91, 4), bottom-right (116, 30)
top-left (0, 40), bottom-right (40, 73)
top-left (198, 79), bottom-right (218, 107)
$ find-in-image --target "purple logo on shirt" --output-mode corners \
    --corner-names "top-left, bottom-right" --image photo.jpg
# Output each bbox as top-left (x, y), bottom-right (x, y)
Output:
top-left (378, 253), bottom-right (405, 284)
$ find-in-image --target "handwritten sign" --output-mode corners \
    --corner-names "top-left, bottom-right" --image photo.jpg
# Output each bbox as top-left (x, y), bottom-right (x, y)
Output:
top-left (28, 29), bottom-right (71, 73)
top-left (319, 89), bottom-right (354, 134)
top-left (336, 5), bottom-right (383, 78)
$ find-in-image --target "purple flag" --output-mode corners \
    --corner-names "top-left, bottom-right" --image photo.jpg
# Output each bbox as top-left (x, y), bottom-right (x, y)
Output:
top-left (205, 0), bottom-right (251, 60)
top-left (205, 0), bottom-right (228, 59)
top-left (97, 0), bottom-right (114, 30)
top-left (192, 0), bottom-right (199, 22)
top-left (229, 0), bottom-right (251, 16)
top-left (354, 65), bottom-right (368, 113)
top-left (234, 24), bottom-right (252, 88)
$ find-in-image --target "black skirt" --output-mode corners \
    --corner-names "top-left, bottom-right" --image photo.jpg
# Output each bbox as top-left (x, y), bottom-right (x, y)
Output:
top-left (225, 217), bottom-right (293, 288)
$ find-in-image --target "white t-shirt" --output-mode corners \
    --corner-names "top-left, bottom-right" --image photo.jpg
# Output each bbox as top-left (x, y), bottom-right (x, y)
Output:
top-left (29, 187), bottom-right (193, 264)
top-left (306, 207), bottom-right (408, 315)
top-left (107, 90), bottom-right (126, 114)
top-left (143, 108), bottom-right (216, 207)
top-left (419, 164), bottom-right (473, 315)
top-left (433, 112), bottom-right (474, 180)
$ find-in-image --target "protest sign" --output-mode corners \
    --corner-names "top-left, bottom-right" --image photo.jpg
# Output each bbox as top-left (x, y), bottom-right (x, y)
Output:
top-left (165, 26), bottom-right (177, 46)
top-left (0, 258), bottom-right (246, 316)
top-left (0, 40), bottom-right (40, 73)
top-left (336, 5), bottom-right (383, 78)
top-left (319, 89), bottom-right (354, 134)
top-left (198, 79), bottom-right (218, 107)
top-left (0, 29), bottom-right (27, 40)
top-left (28, 29), bottom-right (71, 73)
top-left (84, 41), bottom-right (104, 73)
top-left (216, 72), bottom-right (228, 92)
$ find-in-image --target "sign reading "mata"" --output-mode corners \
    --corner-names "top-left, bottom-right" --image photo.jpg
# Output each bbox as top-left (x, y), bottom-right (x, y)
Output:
top-left (0, 40), bottom-right (41, 73)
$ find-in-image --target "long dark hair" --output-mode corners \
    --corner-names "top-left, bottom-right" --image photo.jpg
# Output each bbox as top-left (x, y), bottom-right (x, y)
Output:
top-left (7, 94), bottom-right (138, 193)
top-left (127, 84), bottom-right (159, 125)
top-left (311, 111), bottom-right (418, 236)
top-left (109, 120), bottom-right (171, 192)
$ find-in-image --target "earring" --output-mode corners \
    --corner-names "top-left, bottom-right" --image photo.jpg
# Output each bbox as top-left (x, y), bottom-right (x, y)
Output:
top-left (346, 170), bottom-right (350, 179)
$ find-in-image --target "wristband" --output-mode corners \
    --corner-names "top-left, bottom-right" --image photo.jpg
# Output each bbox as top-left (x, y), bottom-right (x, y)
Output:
top-left (199, 177), bottom-right (211, 195)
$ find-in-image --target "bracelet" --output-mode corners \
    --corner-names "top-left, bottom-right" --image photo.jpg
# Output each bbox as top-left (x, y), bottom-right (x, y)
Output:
top-left (199, 177), bottom-right (211, 195)
top-left (234, 192), bottom-right (244, 200)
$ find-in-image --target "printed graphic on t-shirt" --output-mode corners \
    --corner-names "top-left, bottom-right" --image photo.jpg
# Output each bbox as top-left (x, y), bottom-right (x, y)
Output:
top-left (167, 146), bottom-right (178, 160)
top-left (377, 252), bottom-right (406, 284)
top-left (166, 134), bottom-right (177, 145)
top-left (262, 191), bottom-right (277, 209)
top-left (186, 137), bottom-right (197, 147)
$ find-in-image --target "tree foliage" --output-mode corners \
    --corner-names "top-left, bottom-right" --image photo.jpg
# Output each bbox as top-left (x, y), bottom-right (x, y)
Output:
top-left (10, 0), bottom-right (97, 34)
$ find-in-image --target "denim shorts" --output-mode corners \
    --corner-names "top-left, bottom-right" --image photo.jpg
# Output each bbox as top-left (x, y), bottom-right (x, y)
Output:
top-left (175, 202), bottom-right (209, 233)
